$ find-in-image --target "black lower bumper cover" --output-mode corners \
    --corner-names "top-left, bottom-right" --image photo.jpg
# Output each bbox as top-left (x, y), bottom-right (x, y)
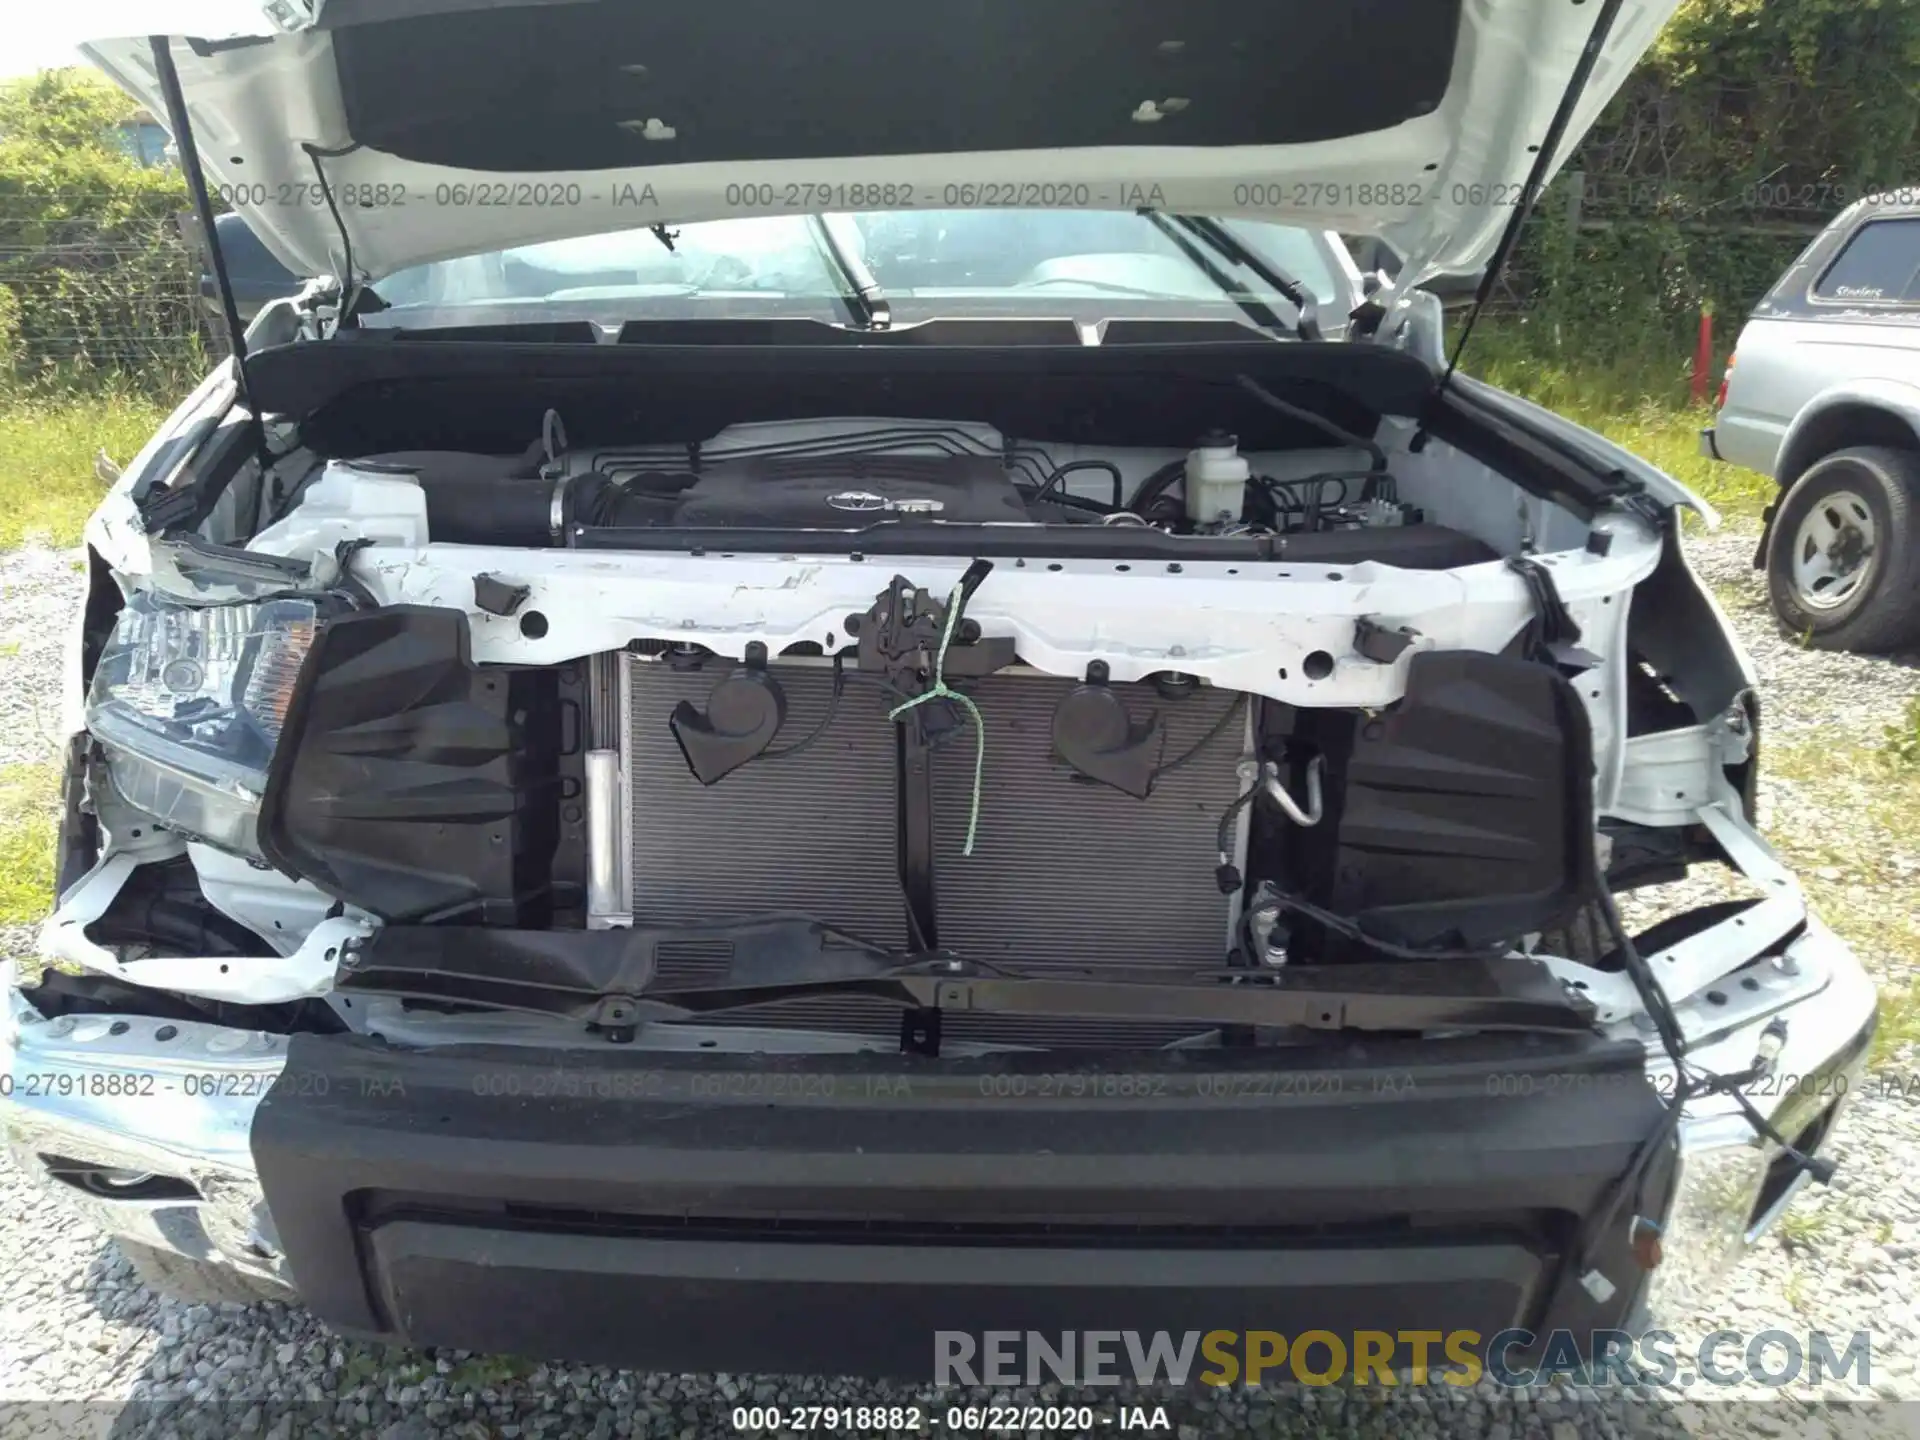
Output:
top-left (253, 1031), bottom-right (1672, 1378)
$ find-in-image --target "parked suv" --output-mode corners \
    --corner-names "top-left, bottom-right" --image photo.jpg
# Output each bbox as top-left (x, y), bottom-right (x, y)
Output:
top-left (1704, 192), bottom-right (1920, 651)
top-left (3, 0), bottom-right (1876, 1381)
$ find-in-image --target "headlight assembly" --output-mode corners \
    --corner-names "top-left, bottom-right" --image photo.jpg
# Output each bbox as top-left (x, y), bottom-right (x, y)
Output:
top-left (84, 594), bottom-right (316, 856)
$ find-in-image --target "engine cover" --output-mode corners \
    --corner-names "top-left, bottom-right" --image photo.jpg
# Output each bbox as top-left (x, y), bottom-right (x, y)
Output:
top-left (670, 454), bottom-right (1031, 528)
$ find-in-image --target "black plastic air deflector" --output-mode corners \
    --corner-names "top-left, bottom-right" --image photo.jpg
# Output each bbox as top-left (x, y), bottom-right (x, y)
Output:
top-left (1293, 650), bottom-right (1596, 950)
top-left (259, 605), bottom-right (558, 924)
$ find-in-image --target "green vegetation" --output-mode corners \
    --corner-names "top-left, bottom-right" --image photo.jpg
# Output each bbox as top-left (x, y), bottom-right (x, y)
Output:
top-left (1462, 323), bottom-right (1774, 523)
top-left (0, 383), bottom-right (168, 549)
top-left (1886, 697), bottom-right (1920, 771)
top-left (1774, 1201), bottom-right (1833, 1249)
top-left (0, 762), bottom-right (57, 927)
top-left (1762, 730), bottom-right (1920, 1068)
top-left (0, 69), bottom-right (203, 380)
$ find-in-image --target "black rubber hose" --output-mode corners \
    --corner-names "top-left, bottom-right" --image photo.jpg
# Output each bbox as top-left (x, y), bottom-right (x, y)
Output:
top-left (1127, 459), bottom-right (1189, 512)
top-left (1033, 460), bottom-right (1125, 508)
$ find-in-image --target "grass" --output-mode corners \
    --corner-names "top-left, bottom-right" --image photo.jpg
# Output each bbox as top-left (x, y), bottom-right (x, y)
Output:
top-left (1464, 323), bottom-right (1775, 524)
top-left (1759, 724), bottom-right (1920, 1068)
top-left (0, 761), bottom-right (58, 927)
top-left (1886, 697), bottom-right (1920, 770)
top-left (0, 382), bottom-right (169, 550)
top-left (1775, 1203), bottom-right (1832, 1250)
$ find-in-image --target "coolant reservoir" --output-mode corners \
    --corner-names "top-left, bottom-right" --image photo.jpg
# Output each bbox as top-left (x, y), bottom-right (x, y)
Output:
top-left (248, 460), bottom-right (430, 561)
top-left (1184, 431), bottom-right (1250, 526)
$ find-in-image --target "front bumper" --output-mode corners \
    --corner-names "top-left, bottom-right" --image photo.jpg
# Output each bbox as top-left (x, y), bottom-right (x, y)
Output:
top-left (0, 989), bottom-right (293, 1299)
top-left (3, 915), bottom-right (1876, 1376)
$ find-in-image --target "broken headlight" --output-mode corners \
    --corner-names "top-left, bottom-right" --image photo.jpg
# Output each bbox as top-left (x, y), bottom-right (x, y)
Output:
top-left (84, 594), bottom-right (316, 856)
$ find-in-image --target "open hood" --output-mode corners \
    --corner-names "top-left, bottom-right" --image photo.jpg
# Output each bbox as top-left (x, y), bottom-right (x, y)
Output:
top-left (76, 0), bottom-right (1676, 295)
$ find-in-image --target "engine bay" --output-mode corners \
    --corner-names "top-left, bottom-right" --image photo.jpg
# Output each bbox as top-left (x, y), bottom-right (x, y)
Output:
top-left (298, 415), bottom-right (1453, 555)
top-left (44, 340), bottom-right (1760, 1056)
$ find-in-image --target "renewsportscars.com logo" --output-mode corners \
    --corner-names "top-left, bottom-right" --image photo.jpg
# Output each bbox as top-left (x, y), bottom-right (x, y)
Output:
top-left (933, 1329), bottom-right (1874, 1390)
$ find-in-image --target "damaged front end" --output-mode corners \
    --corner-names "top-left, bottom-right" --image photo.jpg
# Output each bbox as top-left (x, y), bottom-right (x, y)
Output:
top-left (0, 329), bottom-right (1874, 1374)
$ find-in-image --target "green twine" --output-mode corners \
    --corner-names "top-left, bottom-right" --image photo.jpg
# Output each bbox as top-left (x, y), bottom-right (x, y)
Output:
top-left (888, 581), bottom-right (986, 856)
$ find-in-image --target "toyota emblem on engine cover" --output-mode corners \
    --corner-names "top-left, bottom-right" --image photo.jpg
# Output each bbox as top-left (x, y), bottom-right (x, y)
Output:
top-left (825, 490), bottom-right (944, 514)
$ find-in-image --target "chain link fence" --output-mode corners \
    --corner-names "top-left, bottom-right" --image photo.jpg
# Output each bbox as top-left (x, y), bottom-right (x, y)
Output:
top-left (0, 199), bottom-right (222, 385)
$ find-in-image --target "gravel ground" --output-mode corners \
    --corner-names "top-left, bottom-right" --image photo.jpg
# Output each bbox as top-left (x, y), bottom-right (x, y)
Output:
top-left (2, 528), bottom-right (1919, 1440)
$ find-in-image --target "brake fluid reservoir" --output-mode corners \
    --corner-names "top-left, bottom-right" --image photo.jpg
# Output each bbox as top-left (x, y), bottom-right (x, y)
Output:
top-left (1184, 431), bottom-right (1251, 526)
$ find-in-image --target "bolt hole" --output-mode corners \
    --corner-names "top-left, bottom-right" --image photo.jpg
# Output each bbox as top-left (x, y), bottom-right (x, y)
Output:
top-left (1706, 989), bottom-right (1728, 1006)
top-left (1115, 564), bottom-right (1131, 572)
top-left (1277, 667), bottom-right (1288, 680)
top-left (109, 1021), bottom-right (129, 1036)
top-left (1227, 568), bottom-right (1239, 575)
top-left (825, 631), bottom-right (836, 648)
top-left (1325, 571), bottom-right (1343, 582)
top-left (219, 963), bottom-right (229, 974)
top-left (1048, 563), bottom-right (1063, 572)
top-left (1302, 650), bottom-right (1335, 681)
top-left (1319, 1011), bottom-right (1334, 1023)
top-left (155, 1025), bottom-right (177, 1042)
top-left (273, 920), bottom-right (283, 930)
top-left (520, 610), bottom-right (550, 639)
top-left (1741, 977), bottom-right (1760, 991)
top-left (324, 948), bottom-right (337, 962)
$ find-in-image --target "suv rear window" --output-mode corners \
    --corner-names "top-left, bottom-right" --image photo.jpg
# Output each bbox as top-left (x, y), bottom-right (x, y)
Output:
top-left (1813, 217), bottom-right (1920, 303)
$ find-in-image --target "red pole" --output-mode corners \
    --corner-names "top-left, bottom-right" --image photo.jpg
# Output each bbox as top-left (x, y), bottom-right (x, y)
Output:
top-left (1691, 307), bottom-right (1714, 406)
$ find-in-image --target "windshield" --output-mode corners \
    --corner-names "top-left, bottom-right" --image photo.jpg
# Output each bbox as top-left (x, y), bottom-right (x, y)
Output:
top-left (367, 211), bottom-right (1346, 326)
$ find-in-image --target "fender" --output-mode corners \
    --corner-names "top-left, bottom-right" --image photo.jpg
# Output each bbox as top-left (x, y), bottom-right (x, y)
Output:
top-left (1757, 377), bottom-right (1920, 565)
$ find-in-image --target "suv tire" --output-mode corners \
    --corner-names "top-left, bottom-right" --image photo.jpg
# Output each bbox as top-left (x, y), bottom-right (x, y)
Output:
top-left (1766, 446), bottom-right (1920, 652)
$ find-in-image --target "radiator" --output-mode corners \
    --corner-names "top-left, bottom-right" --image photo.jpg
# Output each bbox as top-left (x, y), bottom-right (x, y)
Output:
top-left (624, 656), bottom-right (1247, 1047)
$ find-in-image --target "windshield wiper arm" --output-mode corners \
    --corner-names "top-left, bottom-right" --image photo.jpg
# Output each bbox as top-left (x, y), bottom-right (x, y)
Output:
top-left (1137, 211), bottom-right (1319, 341)
top-left (1169, 214), bottom-right (1323, 341)
top-left (805, 215), bottom-right (891, 330)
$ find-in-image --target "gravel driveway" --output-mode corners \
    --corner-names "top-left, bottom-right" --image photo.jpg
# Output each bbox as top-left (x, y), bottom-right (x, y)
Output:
top-left (2, 527), bottom-right (1917, 1440)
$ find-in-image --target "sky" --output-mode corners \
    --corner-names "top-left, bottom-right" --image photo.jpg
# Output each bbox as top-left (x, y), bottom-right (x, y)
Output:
top-left (0, 13), bottom-right (91, 79)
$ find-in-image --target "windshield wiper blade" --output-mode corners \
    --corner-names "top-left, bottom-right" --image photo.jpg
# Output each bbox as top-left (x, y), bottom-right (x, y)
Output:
top-left (1168, 214), bottom-right (1323, 341)
top-left (1137, 210), bottom-right (1314, 341)
top-left (805, 214), bottom-right (891, 331)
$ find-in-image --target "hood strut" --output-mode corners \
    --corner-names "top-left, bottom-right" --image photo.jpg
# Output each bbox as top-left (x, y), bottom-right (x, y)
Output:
top-left (1438, 0), bottom-right (1627, 391)
top-left (149, 37), bottom-right (252, 400)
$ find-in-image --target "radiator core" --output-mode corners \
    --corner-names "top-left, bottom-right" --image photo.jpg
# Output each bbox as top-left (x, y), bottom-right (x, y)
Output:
top-left (624, 656), bottom-right (1246, 1047)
